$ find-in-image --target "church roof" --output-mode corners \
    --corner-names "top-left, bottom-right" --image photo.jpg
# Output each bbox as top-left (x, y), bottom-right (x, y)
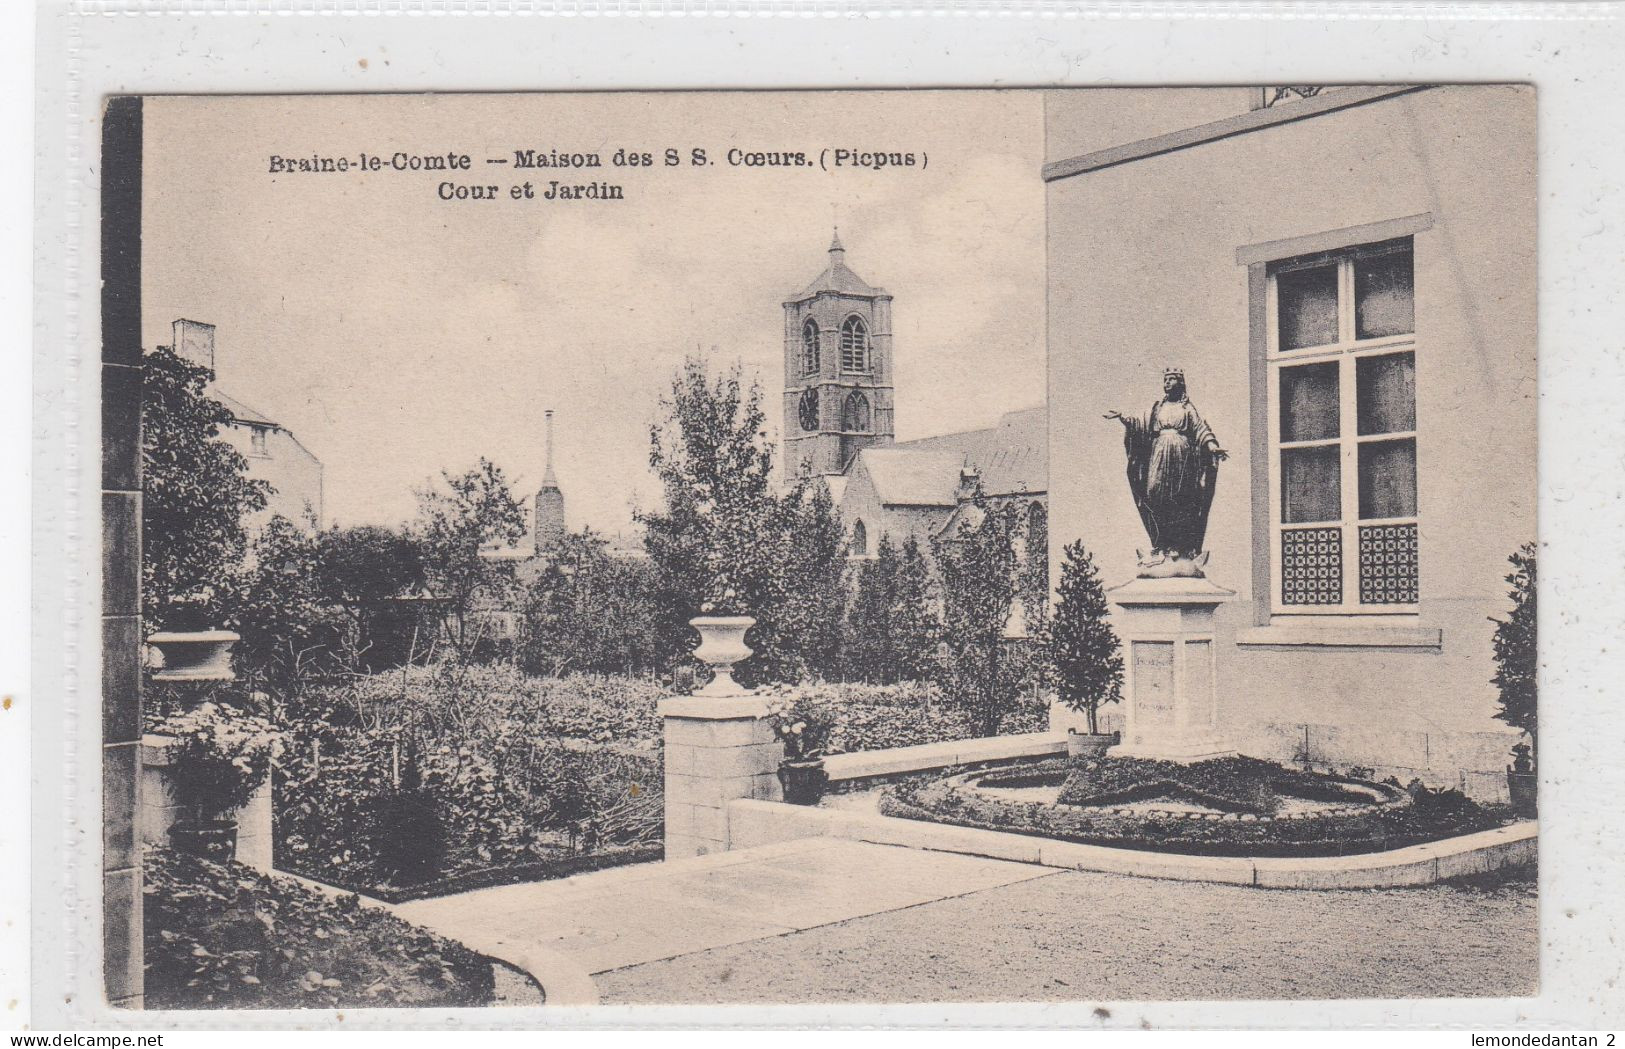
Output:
top-left (853, 448), bottom-right (965, 507)
top-left (891, 406), bottom-right (1047, 498)
top-left (789, 232), bottom-right (887, 301)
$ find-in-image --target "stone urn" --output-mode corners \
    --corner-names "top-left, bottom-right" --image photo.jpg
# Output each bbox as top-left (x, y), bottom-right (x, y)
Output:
top-left (147, 631), bottom-right (240, 682)
top-left (689, 616), bottom-right (756, 698)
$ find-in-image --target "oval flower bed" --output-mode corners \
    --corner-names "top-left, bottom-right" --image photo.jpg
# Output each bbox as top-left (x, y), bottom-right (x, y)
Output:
top-left (877, 755), bottom-right (1503, 858)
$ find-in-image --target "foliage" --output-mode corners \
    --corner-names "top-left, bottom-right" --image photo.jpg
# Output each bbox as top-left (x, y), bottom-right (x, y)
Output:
top-left (142, 847), bottom-right (494, 1008)
top-left (762, 680), bottom-right (1047, 756)
top-left (148, 702), bottom-right (286, 820)
top-left (843, 534), bottom-right (941, 684)
top-left (218, 515), bottom-right (351, 691)
top-left (760, 685), bottom-right (836, 762)
top-left (412, 458), bottom-right (528, 661)
top-left (881, 756), bottom-right (1501, 858)
top-left (518, 529), bottom-right (662, 677)
top-left (140, 346), bottom-right (271, 628)
top-left (931, 497), bottom-right (1030, 736)
top-left (639, 357), bottom-right (848, 682)
top-left (1490, 543), bottom-right (1538, 760)
top-left (315, 525), bottom-right (427, 669)
top-left (1017, 502), bottom-right (1051, 639)
top-left (274, 668), bottom-right (663, 894)
top-left (1041, 540), bottom-right (1124, 735)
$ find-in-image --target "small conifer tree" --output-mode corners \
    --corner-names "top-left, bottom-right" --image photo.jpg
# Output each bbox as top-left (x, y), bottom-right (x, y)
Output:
top-left (1042, 540), bottom-right (1124, 735)
top-left (1490, 543), bottom-right (1538, 763)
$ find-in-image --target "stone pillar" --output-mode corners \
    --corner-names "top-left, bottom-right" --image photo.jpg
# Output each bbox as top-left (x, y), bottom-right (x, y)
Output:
top-left (659, 694), bottom-right (783, 859)
top-left (1108, 575), bottom-right (1238, 762)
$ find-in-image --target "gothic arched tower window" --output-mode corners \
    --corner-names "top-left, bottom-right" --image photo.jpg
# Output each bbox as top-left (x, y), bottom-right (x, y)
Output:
top-left (801, 319), bottom-right (820, 375)
top-left (840, 315), bottom-right (870, 372)
top-left (850, 519), bottom-right (868, 557)
top-left (842, 391), bottom-right (871, 433)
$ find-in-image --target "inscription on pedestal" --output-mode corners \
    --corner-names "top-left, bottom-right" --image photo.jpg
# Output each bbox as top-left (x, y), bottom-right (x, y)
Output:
top-left (1132, 641), bottom-right (1176, 731)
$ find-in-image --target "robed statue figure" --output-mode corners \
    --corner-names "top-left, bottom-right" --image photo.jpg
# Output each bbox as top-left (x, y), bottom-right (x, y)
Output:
top-left (1105, 369), bottom-right (1228, 576)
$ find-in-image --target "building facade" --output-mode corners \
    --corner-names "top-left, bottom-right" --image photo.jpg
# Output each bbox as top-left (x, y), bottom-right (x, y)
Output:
top-left (169, 318), bottom-right (324, 530)
top-left (1044, 86), bottom-right (1536, 797)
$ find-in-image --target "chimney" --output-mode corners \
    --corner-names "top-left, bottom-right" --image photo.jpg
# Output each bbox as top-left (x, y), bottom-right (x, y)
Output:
top-left (172, 318), bottom-right (217, 375)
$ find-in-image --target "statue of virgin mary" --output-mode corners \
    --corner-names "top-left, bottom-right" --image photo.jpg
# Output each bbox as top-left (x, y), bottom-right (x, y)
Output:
top-left (1105, 369), bottom-right (1227, 575)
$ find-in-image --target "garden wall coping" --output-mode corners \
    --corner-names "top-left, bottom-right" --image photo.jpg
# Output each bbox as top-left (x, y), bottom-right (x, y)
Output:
top-left (725, 798), bottom-right (1537, 890)
top-left (822, 731), bottom-right (1069, 782)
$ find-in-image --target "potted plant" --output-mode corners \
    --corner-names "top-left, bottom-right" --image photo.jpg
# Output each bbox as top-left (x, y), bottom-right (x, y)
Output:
top-left (1041, 540), bottom-right (1125, 758)
top-left (1490, 543), bottom-right (1537, 818)
top-left (764, 689), bottom-right (833, 805)
top-left (149, 702), bottom-right (285, 861)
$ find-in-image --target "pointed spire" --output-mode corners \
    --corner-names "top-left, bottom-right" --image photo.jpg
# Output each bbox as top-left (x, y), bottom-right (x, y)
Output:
top-left (829, 227), bottom-right (845, 262)
top-left (541, 408), bottom-right (559, 488)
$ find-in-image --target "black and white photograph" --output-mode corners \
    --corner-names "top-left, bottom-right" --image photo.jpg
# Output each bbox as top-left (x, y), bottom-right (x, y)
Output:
top-left (84, 84), bottom-right (1544, 1013)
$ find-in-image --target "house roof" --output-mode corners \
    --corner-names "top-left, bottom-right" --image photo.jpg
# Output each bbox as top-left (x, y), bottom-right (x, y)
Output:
top-left (211, 388), bottom-right (277, 427)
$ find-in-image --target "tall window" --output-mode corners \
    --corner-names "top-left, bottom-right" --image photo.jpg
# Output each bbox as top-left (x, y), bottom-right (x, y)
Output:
top-left (250, 426), bottom-right (269, 457)
top-left (1268, 236), bottom-right (1417, 613)
top-left (842, 391), bottom-right (872, 433)
top-left (850, 519), bottom-right (868, 557)
top-left (801, 319), bottom-right (820, 375)
top-left (840, 315), bottom-right (869, 372)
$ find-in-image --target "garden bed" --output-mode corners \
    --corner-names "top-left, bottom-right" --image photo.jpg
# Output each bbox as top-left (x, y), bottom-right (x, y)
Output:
top-left (878, 755), bottom-right (1505, 858)
top-left (143, 847), bottom-right (496, 1009)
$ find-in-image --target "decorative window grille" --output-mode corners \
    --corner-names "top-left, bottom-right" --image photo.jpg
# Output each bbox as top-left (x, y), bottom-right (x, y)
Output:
top-left (840, 315), bottom-right (869, 372)
top-left (801, 319), bottom-right (820, 375)
top-left (1267, 237), bottom-right (1419, 612)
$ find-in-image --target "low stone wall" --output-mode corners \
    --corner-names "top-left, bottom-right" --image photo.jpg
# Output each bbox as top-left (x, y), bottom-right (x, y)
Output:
top-left (727, 797), bottom-right (1536, 890)
top-left (139, 734), bottom-right (274, 871)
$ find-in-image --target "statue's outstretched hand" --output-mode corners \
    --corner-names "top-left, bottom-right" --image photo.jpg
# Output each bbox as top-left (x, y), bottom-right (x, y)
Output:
top-left (1103, 410), bottom-right (1122, 421)
top-left (1212, 447), bottom-right (1230, 462)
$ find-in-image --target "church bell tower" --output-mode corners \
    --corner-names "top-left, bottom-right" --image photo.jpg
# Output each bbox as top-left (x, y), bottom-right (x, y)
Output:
top-left (782, 232), bottom-right (895, 479)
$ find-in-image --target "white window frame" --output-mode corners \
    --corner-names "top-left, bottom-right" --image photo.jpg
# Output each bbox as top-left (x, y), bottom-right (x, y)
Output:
top-left (1265, 238), bottom-right (1419, 617)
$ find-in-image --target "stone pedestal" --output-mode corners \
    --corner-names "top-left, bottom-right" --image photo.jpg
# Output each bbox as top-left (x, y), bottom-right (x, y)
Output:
top-left (139, 734), bottom-right (274, 871)
top-left (659, 694), bottom-right (784, 859)
top-left (1108, 575), bottom-right (1237, 762)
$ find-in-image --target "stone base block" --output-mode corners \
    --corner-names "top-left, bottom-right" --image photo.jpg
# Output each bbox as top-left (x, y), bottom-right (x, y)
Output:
top-left (1110, 736), bottom-right (1239, 763)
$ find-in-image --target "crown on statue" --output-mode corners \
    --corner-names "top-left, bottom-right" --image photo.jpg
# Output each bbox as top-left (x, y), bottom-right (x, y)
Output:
top-left (1163, 367), bottom-right (1185, 381)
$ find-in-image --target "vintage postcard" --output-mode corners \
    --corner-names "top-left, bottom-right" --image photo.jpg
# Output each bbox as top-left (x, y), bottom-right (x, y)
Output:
top-left (88, 84), bottom-right (1539, 1016)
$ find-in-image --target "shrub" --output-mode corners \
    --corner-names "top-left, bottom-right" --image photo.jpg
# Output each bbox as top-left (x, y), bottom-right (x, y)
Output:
top-left (766, 680), bottom-right (1047, 755)
top-left (143, 847), bottom-right (494, 1009)
top-left (1490, 543), bottom-right (1537, 760)
top-left (148, 702), bottom-right (285, 820)
top-left (1041, 540), bottom-right (1124, 735)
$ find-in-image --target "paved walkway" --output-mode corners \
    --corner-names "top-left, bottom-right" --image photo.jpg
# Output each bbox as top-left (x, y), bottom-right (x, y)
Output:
top-left (391, 838), bottom-right (1058, 1004)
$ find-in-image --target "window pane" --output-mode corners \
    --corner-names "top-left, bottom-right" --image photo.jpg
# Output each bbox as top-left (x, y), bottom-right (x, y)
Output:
top-left (1277, 265), bottom-right (1339, 349)
top-left (1355, 247), bottom-right (1414, 339)
top-left (1281, 445), bottom-right (1341, 523)
top-left (1356, 351), bottom-right (1416, 435)
top-left (1357, 437), bottom-right (1417, 519)
top-left (1282, 526), bottom-right (1343, 605)
top-left (1280, 362), bottom-right (1340, 442)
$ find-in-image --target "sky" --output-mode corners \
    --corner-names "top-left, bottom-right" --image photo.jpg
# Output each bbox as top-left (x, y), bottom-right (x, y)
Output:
top-left (142, 91), bottom-right (1047, 534)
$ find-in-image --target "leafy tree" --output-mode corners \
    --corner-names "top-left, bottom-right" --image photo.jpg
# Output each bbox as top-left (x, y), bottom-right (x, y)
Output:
top-left (412, 458), bottom-right (527, 661)
top-left (140, 346), bottom-right (271, 628)
top-left (518, 528), bottom-right (661, 677)
top-left (223, 514), bottom-right (347, 692)
top-left (639, 358), bottom-right (782, 677)
top-left (931, 497), bottom-right (1026, 736)
top-left (1490, 543), bottom-right (1538, 760)
top-left (316, 525), bottom-right (426, 668)
top-left (769, 482), bottom-right (850, 681)
top-left (844, 534), bottom-right (941, 683)
top-left (1041, 539), bottom-right (1124, 735)
top-left (1017, 502), bottom-right (1050, 637)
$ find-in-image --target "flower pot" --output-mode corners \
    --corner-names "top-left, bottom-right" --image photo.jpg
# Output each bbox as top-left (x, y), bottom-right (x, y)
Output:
top-left (689, 616), bottom-right (756, 698)
top-left (146, 630), bottom-right (240, 682)
top-left (777, 759), bottom-right (828, 806)
top-left (169, 818), bottom-right (238, 862)
top-left (1067, 729), bottom-right (1120, 759)
top-left (1506, 768), bottom-right (1537, 818)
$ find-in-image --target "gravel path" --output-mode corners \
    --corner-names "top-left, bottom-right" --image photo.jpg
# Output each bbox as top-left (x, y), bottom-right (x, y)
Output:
top-left (596, 867), bottom-right (1536, 1005)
